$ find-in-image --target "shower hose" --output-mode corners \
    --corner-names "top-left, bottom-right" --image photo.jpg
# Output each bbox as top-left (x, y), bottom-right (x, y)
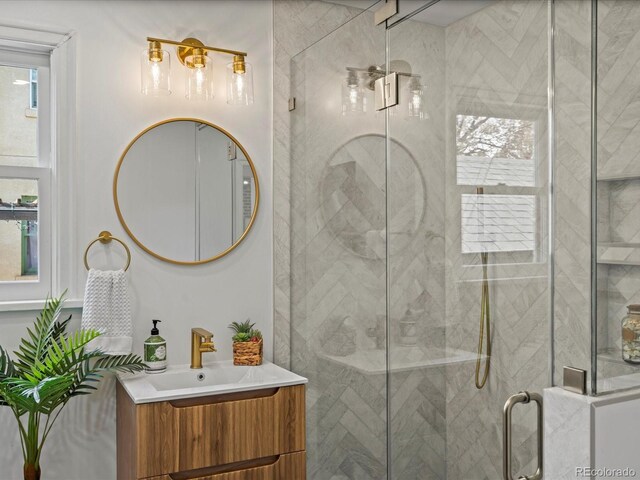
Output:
top-left (475, 250), bottom-right (491, 389)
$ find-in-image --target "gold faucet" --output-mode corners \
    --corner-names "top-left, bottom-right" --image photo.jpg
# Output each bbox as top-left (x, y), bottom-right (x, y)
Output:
top-left (190, 327), bottom-right (216, 369)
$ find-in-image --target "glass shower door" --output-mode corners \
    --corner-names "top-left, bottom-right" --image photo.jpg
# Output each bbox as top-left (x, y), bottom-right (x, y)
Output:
top-left (386, 1), bottom-right (552, 479)
top-left (289, 6), bottom-right (388, 479)
top-left (287, 0), bottom-right (553, 478)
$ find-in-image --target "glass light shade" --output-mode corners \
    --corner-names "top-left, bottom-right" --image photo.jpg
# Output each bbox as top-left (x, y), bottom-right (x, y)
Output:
top-left (226, 61), bottom-right (254, 105)
top-left (341, 72), bottom-right (366, 115)
top-left (185, 51), bottom-right (214, 100)
top-left (407, 79), bottom-right (427, 119)
top-left (141, 48), bottom-right (171, 96)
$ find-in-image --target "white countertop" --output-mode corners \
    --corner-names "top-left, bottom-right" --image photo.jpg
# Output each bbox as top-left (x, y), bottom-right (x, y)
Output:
top-left (117, 360), bottom-right (308, 404)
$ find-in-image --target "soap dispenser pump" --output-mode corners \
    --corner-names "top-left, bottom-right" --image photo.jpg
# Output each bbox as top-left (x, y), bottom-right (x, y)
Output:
top-left (144, 319), bottom-right (167, 373)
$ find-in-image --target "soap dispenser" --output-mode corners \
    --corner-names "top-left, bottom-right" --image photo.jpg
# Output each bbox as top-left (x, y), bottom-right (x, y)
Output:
top-left (144, 319), bottom-right (167, 373)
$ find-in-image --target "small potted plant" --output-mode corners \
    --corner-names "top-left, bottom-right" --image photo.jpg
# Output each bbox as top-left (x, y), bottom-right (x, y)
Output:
top-left (228, 319), bottom-right (263, 366)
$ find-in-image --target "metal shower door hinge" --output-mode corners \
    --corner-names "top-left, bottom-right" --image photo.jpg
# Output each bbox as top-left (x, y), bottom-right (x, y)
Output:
top-left (374, 0), bottom-right (398, 25)
top-left (563, 366), bottom-right (587, 395)
top-left (375, 72), bottom-right (398, 111)
top-left (288, 97), bottom-right (296, 111)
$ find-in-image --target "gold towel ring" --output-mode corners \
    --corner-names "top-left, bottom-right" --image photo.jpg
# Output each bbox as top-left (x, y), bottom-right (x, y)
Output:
top-left (84, 231), bottom-right (131, 271)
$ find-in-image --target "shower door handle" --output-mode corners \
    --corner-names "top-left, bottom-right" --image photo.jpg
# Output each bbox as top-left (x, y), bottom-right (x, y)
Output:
top-left (503, 391), bottom-right (543, 480)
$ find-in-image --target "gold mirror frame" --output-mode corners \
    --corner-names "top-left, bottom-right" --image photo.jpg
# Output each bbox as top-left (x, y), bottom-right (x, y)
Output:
top-left (113, 118), bottom-right (260, 265)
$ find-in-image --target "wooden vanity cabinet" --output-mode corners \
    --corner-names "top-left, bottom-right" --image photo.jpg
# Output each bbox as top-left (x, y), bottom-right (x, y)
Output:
top-left (117, 384), bottom-right (306, 480)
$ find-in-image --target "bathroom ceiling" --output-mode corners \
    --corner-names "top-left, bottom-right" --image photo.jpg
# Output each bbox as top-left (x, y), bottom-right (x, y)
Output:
top-left (324, 0), bottom-right (495, 27)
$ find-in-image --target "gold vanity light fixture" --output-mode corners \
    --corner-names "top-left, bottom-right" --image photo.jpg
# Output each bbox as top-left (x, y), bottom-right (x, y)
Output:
top-left (141, 40), bottom-right (171, 95)
top-left (141, 37), bottom-right (253, 105)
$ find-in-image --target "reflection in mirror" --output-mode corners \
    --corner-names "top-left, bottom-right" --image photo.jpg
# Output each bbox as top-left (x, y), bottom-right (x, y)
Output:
top-left (115, 120), bottom-right (258, 264)
top-left (321, 135), bottom-right (424, 260)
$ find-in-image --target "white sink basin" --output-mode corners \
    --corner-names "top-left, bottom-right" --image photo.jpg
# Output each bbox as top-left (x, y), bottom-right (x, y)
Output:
top-left (117, 360), bottom-right (307, 404)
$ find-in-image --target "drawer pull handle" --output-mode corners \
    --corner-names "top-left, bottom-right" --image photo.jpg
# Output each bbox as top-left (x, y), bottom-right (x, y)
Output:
top-left (168, 455), bottom-right (281, 479)
top-left (169, 387), bottom-right (280, 408)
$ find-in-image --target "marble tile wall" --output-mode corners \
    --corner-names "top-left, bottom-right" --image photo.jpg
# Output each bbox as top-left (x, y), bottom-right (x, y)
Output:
top-left (273, 0), bottom-right (373, 369)
top-left (443, 2), bottom-right (551, 478)
top-left (280, 4), bottom-right (392, 478)
top-left (545, 385), bottom-right (640, 478)
top-left (387, 18), bottom-right (447, 480)
top-left (279, 1), bottom-right (453, 477)
top-left (274, 0), bottom-right (617, 478)
top-left (544, 387), bottom-right (591, 479)
top-left (553, 0), bottom-right (593, 386)
top-left (595, 0), bottom-right (640, 387)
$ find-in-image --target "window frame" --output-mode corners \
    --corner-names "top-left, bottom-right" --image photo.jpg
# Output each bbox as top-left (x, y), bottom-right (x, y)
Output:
top-left (0, 26), bottom-right (78, 310)
top-left (453, 96), bottom-right (549, 274)
top-left (0, 54), bottom-right (52, 302)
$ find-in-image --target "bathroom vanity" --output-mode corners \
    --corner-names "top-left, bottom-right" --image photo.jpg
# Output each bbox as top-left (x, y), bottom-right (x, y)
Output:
top-left (116, 361), bottom-right (307, 480)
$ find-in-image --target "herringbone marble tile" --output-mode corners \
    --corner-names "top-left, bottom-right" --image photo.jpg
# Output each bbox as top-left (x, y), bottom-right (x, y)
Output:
top-left (273, 1), bottom-right (594, 479)
top-left (444, 1), bottom-right (552, 478)
top-left (595, 1), bottom-right (640, 385)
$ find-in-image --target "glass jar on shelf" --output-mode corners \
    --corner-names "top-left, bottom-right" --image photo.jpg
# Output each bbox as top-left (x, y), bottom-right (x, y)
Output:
top-left (622, 304), bottom-right (640, 364)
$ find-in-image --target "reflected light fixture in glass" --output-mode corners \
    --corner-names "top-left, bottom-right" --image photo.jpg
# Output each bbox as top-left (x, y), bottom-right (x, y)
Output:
top-left (141, 41), bottom-right (171, 96)
top-left (185, 48), bottom-right (213, 100)
top-left (227, 55), bottom-right (254, 105)
top-left (408, 77), bottom-right (426, 119)
top-left (342, 70), bottom-right (366, 115)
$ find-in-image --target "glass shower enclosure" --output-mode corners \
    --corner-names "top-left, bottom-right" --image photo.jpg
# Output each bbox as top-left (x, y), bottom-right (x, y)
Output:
top-left (288, 0), bottom-right (553, 478)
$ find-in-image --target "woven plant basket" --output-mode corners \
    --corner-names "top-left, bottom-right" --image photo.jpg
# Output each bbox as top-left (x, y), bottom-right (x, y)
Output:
top-left (233, 339), bottom-right (263, 366)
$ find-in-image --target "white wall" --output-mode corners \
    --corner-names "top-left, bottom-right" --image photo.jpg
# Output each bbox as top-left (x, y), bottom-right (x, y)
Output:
top-left (0, 1), bottom-right (273, 478)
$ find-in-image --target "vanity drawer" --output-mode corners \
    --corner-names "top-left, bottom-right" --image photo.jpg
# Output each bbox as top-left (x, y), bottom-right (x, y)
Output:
top-left (174, 385), bottom-right (305, 471)
top-left (118, 384), bottom-right (306, 479)
top-left (145, 452), bottom-right (306, 480)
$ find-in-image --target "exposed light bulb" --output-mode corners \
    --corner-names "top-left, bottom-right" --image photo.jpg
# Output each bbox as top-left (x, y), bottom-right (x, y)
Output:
top-left (234, 73), bottom-right (245, 98)
top-left (151, 62), bottom-right (161, 89)
top-left (195, 67), bottom-right (205, 94)
top-left (141, 45), bottom-right (170, 96)
top-left (411, 91), bottom-right (421, 111)
top-left (185, 51), bottom-right (212, 100)
top-left (342, 71), bottom-right (366, 115)
top-left (407, 78), bottom-right (426, 120)
top-left (349, 86), bottom-right (358, 106)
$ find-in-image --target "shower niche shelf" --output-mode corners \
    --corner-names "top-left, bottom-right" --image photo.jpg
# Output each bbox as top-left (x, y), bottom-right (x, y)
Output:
top-left (597, 243), bottom-right (640, 266)
top-left (597, 172), bottom-right (640, 182)
top-left (598, 347), bottom-right (640, 367)
top-left (596, 171), bottom-right (640, 392)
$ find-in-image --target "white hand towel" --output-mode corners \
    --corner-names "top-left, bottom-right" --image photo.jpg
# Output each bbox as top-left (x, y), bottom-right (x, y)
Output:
top-left (82, 268), bottom-right (133, 355)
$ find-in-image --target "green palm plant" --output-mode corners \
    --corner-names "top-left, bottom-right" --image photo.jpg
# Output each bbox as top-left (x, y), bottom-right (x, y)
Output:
top-left (0, 292), bottom-right (145, 480)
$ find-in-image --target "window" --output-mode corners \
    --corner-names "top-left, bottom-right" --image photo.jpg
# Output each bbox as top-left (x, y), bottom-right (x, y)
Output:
top-left (456, 114), bottom-right (536, 187)
top-left (0, 50), bottom-right (52, 302)
top-left (456, 112), bottom-right (543, 265)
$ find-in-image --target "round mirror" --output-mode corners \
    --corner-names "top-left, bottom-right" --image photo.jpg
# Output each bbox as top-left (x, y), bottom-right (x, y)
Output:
top-left (114, 119), bottom-right (259, 265)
